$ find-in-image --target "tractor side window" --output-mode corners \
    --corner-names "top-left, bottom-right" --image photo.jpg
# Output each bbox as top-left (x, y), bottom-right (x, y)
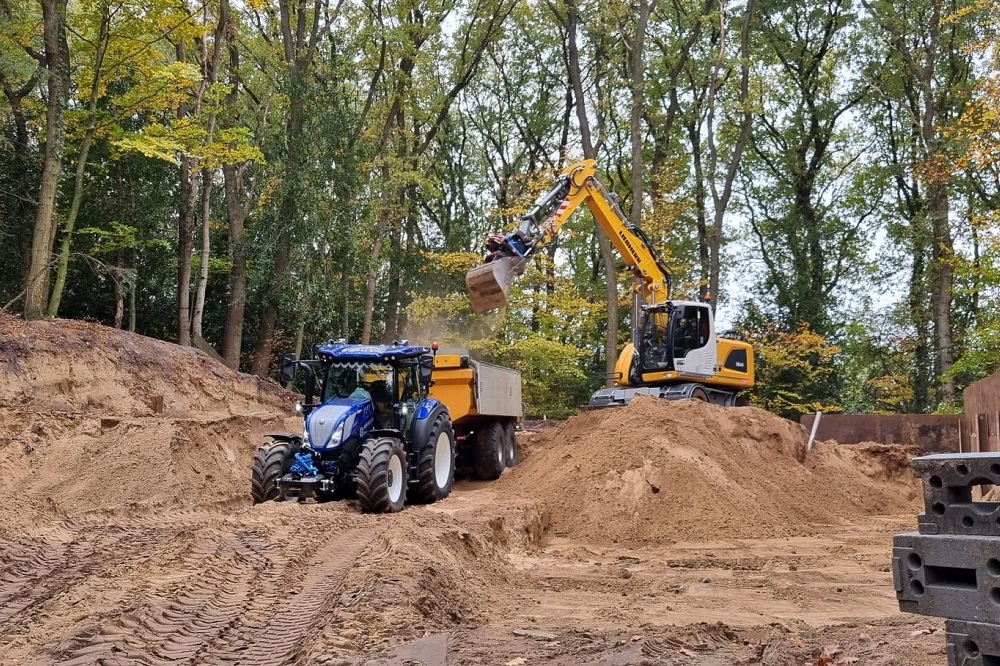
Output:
top-left (672, 306), bottom-right (709, 358)
top-left (397, 366), bottom-right (420, 403)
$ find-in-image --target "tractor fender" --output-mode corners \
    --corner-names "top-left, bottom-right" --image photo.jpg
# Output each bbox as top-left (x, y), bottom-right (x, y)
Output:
top-left (367, 428), bottom-right (405, 441)
top-left (409, 400), bottom-right (450, 453)
top-left (264, 432), bottom-right (303, 444)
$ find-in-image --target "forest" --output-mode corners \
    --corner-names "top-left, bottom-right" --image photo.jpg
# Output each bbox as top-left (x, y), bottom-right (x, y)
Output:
top-left (1, 0), bottom-right (998, 419)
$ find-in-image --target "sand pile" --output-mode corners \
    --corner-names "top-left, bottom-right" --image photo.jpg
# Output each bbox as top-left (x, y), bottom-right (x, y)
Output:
top-left (0, 315), bottom-right (299, 533)
top-left (500, 396), bottom-right (921, 544)
top-left (0, 314), bottom-right (293, 415)
top-left (0, 408), bottom-right (299, 534)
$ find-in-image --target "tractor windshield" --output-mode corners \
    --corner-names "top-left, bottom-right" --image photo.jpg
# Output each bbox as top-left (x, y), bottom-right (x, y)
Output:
top-left (323, 363), bottom-right (393, 403)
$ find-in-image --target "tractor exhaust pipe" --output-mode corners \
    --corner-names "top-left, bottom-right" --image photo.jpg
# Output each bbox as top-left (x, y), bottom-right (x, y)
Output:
top-left (466, 256), bottom-right (527, 313)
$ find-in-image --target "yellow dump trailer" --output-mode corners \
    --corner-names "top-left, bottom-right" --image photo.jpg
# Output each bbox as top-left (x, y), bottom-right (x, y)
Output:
top-left (428, 349), bottom-right (522, 480)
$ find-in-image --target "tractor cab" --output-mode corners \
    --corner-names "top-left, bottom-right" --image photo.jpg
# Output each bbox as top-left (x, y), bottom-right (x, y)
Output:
top-left (312, 341), bottom-right (435, 433)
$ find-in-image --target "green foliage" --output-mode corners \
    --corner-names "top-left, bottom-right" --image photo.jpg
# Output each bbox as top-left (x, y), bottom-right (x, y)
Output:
top-left (739, 302), bottom-right (843, 419)
top-left (473, 336), bottom-right (596, 419)
top-left (0, 0), bottom-right (994, 421)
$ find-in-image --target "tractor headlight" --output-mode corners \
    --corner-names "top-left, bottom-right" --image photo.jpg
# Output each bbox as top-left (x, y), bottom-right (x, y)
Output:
top-left (328, 422), bottom-right (347, 448)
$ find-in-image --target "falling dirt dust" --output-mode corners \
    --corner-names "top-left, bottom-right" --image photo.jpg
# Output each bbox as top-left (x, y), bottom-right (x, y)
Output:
top-left (0, 315), bottom-right (942, 665)
top-left (498, 396), bottom-right (922, 545)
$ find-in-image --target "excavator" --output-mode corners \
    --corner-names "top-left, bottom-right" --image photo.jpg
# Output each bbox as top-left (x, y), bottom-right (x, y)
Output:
top-left (465, 159), bottom-right (754, 407)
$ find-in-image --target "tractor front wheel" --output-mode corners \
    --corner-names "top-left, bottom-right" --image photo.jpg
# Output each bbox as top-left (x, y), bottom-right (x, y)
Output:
top-left (356, 437), bottom-right (408, 513)
top-left (250, 438), bottom-right (297, 504)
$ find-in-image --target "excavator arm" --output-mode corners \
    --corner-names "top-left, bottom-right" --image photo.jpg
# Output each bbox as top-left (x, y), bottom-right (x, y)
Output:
top-left (466, 159), bottom-right (672, 313)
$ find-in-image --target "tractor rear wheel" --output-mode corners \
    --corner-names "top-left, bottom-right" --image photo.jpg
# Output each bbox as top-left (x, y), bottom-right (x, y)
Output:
top-left (474, 421), bottom-right (506, 480)
top-left (502, 421), bottom-right (519, 468)
top-left (691, 387), bottom-right (709, 402)
top-left (356, 436), bottom-right (408, 513)
top-left (411, 413), bottom-right (456, 504)
top-left (251, 439), bottom-right (297, 504)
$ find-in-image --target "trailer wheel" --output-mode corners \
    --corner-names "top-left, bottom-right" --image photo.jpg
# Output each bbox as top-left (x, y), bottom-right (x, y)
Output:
top-left (502, 421), bottom-right (519, 468)
top-left (250, 438), bottom-right (297, 504)
top-left (356, 436), bottom-right (408, 513)
top-left (474, 421), bottom-right (506, 480)
top-left (411, 413), bottom-right (456, 503)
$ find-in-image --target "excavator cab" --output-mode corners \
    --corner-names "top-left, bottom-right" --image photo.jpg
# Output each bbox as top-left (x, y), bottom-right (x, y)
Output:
top-left (636, 303), bottom-right (717, 378)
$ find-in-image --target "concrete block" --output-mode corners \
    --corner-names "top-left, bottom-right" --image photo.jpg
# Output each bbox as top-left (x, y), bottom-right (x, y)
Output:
top-left (892, 532), bottom-right (1000, 622)
top-left (946, 619), bottom-right (1000, 666)
top-left (910, 454), bottom-right (1000, 536)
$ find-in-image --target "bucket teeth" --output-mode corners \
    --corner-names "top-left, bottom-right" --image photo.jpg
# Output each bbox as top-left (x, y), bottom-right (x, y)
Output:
top-left (466, 256), bottom-right (525, 313)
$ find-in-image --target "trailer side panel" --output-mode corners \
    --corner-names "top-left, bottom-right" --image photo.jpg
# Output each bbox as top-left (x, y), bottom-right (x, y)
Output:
top-left (473, 361), bottom-right (522, 418)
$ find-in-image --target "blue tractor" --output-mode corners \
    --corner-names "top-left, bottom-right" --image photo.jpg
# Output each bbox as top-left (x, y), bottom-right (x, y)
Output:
top-left (250, 340), bottom-right (456, 513)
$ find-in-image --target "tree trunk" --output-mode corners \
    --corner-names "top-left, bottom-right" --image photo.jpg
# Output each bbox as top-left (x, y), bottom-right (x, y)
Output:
top-left (192, 167), bottom-right (214, 339)
top-left (341, 258), bottom-right (350, 339)
top-left (222, 164), bottom-right (247, 370)
top-left (250, 0), bottom-right (321, 375)
top-left (250, 82), bottom-right (301, 373)
top-left (928, 180), bottom-right (954, 401)
top-left (361, 162), bottom-right (392, 345)
top-left (628, 0), bottom-right (651, 227)
top-left (129, 275), bottom-right (136, 332)
top-left (24, 0), bottom-right (69, 320)
top-left (47, 4), bottom-right (109, 317)
top-left (113, 251), bottom-right (124, 329)
top-left (706, 0), bottom-right (754, 307)
top-left (689, 118), bottom-right (710, 299)
top-left (177, 159), bottom-right (199, 345)
top-left (565, 0), bottom-right (619, 387)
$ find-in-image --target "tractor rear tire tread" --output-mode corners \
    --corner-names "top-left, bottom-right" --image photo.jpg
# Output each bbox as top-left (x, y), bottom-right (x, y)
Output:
top-left (356, 437), bottom-right (408, 514)
top-left (474, 421), bottom-right (507, 481)
top-left (250, 439), bottom-right (296, 504)
top-left (411, 413), bottom-right (456, 504)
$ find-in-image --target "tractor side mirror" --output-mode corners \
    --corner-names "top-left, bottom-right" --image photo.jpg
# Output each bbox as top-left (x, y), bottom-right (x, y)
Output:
top-left (418, 354), bottom-right (434, 387)
top-left (280, 353), bottom-right (296, 383)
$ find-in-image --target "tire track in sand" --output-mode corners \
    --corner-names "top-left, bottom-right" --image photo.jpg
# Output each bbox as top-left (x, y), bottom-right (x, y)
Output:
top-left (50, 526), bottom-right (375, 666)
top-left (0, 521), bottom-right (170, 643)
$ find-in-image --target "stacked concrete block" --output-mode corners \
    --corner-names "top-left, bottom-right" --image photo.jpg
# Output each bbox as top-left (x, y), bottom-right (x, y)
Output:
top-left (892, 453), bottom-right (1000, 665)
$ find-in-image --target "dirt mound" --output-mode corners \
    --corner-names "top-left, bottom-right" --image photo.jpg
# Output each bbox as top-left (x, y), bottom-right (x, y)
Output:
top-left (0, 408), bottom-right (300, 534)
top-left (0, 315), bottom-right (300, 534)
top-left (499, 396), bottom-right (921, 544)
top-left (0, 314), bottom-right (294, 415)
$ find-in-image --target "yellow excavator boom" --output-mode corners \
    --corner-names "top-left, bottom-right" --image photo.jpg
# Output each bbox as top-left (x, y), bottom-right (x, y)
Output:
top-left (466, 159), bottom-right (755, 407)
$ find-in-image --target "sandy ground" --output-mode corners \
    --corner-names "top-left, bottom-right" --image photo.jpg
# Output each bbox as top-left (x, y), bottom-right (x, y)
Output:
top-left (0, 485), bottom-right (943, 666)
top-left (0, 315), bottom-right (945, 665)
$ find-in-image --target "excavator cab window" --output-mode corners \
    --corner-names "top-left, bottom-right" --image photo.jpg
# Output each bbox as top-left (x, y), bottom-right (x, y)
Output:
top-left (640, 308), bottom-right (672, 371)
top-left (672, 306), bottom-right (709, 359)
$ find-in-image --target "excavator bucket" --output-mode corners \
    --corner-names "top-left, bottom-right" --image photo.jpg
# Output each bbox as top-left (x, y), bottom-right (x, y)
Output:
top-left (466, 256), bottom-right (526, 313)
